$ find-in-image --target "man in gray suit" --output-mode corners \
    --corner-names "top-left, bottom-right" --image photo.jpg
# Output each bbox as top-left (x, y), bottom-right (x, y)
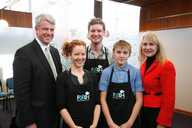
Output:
top-left (13, 14), bottom-right (62, 128)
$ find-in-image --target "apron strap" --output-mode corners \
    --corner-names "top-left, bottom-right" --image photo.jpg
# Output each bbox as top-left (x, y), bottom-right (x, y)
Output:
top-left (109, 67), bottom-right (114, 82)
top-left (86, 46), bottom-right (89, 59)
top-left (104, 47), bottom-right (108, 60)
top-left (127, 70), bottom-right (131, 87)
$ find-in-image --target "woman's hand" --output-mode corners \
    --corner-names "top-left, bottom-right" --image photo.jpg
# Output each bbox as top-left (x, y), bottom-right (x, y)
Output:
top-left (120, 120), bottom-right (133, 128)
top-left (120, 123), bottom-right (132, 128)
top-left (108, 122), bottom-right (120, 128)
top-left (90, 124), bottom-right (96, 128)
top-left (157, 124), bottom-right (166, 128)
top-left (26, 123), bottom-right (37, 128)
top-left (75, 126), bottom-right (83, 128)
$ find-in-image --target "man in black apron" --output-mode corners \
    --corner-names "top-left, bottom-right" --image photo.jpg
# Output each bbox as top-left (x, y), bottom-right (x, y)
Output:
top-left (84, 18), bottom-right (112, 81)
top-left (84, 18), bottom-right (112, 127)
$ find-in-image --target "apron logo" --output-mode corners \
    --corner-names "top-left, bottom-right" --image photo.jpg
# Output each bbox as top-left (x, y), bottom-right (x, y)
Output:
top-left (77, 91), bottom-right (90, 102)
top-left (112, 90), bottom-right (125, 100)
top-left (91, 65), bottom-right (103, 73)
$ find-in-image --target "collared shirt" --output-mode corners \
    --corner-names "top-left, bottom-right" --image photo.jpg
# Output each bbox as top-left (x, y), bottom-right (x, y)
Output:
top-left (35, 37), bottom-right (50, 55)
top-left (99, 63), bottom-right (143, 93)
top-left (87, 45), bottom-right (113, 64)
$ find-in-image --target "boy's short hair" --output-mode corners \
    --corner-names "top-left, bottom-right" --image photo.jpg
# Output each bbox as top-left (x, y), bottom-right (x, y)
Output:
top-left (113, 40), bottom-right (132, 55)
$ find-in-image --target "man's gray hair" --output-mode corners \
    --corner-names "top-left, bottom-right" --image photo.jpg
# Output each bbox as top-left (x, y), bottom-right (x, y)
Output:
top-left (35, 14), bottom-right (55, 28)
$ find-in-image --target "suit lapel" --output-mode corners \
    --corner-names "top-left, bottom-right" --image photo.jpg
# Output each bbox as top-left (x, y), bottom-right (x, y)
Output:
top-left (32, 40), bottom-right (55, 79)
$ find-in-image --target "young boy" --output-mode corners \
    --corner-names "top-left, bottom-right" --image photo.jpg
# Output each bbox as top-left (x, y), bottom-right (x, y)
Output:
top-left (99, 40), bottom-right (143, 128)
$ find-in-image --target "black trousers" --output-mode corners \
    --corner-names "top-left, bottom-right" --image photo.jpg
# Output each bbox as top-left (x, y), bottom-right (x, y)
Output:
top-left (141, 107), bottom-right (160, 128)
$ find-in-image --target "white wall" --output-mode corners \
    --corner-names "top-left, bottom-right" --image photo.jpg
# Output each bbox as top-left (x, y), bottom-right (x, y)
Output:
top-left (0, 27), bottom-right (34, 54)
top-left (144, 28), bottom-right (192, 112)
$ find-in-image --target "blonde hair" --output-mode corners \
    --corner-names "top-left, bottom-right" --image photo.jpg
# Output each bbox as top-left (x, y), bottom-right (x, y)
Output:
top-left (113, 40), bottom-right (132, 56)
top-left (138, 31), bottom-right (167, 64)
top-left (62, 40), bottom-right (86, 57)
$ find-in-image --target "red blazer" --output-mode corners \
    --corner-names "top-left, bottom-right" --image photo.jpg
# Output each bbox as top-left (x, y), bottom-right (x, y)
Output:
top-left (141, 59), bottom-right (176, 127)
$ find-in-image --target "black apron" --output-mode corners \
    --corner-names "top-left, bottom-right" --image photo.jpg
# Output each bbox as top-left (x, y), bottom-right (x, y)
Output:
top-left (62, 71), bottom-right (97, 128)
top-left (106, 68), bottom-right (141, 127)
top-left (84, 47), bottom-right (109, 127)
top-left (84, 47), bottom-right (109, 83)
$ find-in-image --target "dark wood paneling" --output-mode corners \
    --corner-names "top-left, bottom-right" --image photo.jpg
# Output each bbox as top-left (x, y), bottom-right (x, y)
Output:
top-left (111, 0), bottom-right (165, 7)
top-left (139, 0), bottom-right (192, 31)
top-left (140, 14), bottom-right (192, 31)
top-left (94, 0), bottom-right (102, 18)
top-left (0, 9), bottom-right (32, 28)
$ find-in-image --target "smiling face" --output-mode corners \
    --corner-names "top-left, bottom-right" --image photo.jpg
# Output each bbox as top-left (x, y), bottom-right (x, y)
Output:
top-left (71, 45), bottom-right (86, 68)
top-left (141, 37), bottom-right (158, 57)
top-left (35, 20), bottom-right (55, 45)
top-left (88, 24), bottom-right (105, 45)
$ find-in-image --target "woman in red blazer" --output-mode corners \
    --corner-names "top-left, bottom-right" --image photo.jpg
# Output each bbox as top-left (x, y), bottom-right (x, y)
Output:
top-left (139, 32), bottom-right (176, 128)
